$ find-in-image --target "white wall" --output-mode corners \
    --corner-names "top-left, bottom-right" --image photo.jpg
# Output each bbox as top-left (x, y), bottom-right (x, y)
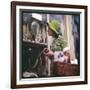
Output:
top-left (0, 0), bottom-right (89, 90)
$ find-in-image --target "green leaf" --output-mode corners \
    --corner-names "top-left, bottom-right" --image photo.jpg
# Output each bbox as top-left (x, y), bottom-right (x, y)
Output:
top-left (51, 37), bottom-right (67, 51)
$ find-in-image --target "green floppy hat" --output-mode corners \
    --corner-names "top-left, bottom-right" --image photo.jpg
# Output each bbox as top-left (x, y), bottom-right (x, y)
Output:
top-left (48, 20), bottom-right (60, 35)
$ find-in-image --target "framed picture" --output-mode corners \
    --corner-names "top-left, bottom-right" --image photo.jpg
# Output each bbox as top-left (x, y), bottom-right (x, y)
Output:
top-left (11, 1), bottom-right (88, 89)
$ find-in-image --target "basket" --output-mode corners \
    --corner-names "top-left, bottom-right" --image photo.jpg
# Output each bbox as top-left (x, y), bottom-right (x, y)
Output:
top-left (53, 62), bottom-right (80, 76)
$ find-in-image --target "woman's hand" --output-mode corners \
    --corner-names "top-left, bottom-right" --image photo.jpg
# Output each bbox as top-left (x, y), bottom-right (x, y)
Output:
top-left (43, 48), bottom-right (54, 58)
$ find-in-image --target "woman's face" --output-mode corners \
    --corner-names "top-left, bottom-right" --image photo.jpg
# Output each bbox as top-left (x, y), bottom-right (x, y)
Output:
top-left (48, 28), bottom-right (54, 36)
top-left (48, 27), bottom-right (58, 38)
